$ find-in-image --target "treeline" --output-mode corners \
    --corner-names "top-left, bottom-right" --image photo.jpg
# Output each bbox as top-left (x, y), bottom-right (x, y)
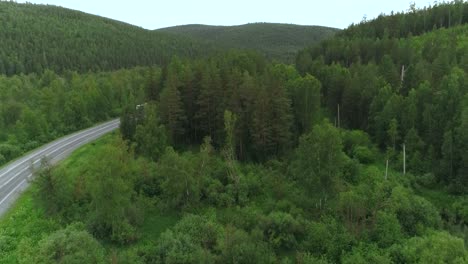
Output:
top-left (122, 51), bottom-right (325, 161)
top-left (0, 68), bottom-right (146, 165)
top-left (341, 0), bottom-right (468, 39)
top-left (296, 1), bottom-right (467, 193)
top-left (0, 2), bottom-right (213, 75)
top-left (158, 23), bottom-right (339, 63)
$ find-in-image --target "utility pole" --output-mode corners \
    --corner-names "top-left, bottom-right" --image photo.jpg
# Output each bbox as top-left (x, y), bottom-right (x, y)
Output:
top-left (401, 65), bottom-right (406, 83)
top-left (385, 159), bottom-right (389, 180)
top-left (403, 143), bottom-right (406, 175)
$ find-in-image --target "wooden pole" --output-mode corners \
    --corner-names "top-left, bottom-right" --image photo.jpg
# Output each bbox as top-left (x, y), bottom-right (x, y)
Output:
top-left (385, 159), bottom-right (389, 180)
top-left (403, 143), bottom-right (406, 175)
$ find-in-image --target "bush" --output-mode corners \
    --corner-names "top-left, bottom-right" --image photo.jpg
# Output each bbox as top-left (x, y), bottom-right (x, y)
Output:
top-left (341, 243), bottom-right (392, 264)
top-left (18, 223), bottom-right (105, 264)
top-left (390, 187), bottom-right (441, 236)
top-left (399, 231), bottom-right (468, 263)
top-left (342, 155), bottom-right (360, 183)
top-left (0, 143), bottom-right (21, 161)
top-left (342, 130), bottom-right (372, 156)
top-left (172, 214), bottom-right (222, 250)
top-left (0, 153), bottom-right (5, 165)
top-left (352, 146), bottom-right (375, 164)
top-left (300, 217), bottom-right (354, 263)
top-left (217, 225), bottom-right (276, 264)
top-left (260, 211), bottom-right (303, 250)
top-left (371, 211), bottom-right (403, 248)
top-left (153, 230), bottom-right (213, 264)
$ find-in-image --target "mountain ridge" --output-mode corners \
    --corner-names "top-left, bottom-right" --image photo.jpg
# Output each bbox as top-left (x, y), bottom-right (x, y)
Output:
top-left (158, 23), bottom-right (340, 62)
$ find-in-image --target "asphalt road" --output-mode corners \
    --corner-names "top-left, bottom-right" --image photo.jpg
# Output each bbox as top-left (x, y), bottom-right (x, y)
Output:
top-left (0, 119), bottom-right (120, 216)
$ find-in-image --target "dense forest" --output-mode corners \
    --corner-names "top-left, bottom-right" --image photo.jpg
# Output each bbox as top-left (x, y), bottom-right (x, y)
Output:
top-left (0, 1), bottom-right (467, 263)
top-left (0, 2), bottom-right (212, 75)
top-left (0, 2), bottom-right (336, 75)
top-left (296, 0), bottom-right (468, 193)
top-left (0, 68), bottom-right (147, 166)
top-left (158, 23), bottom-right (339, 63)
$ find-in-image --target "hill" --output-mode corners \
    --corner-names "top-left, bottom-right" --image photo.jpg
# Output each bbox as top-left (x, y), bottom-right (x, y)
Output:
top-left (0, 1), bottom-right (467, 263)
top-left (158, 23), bottom-right (339, 63)
top-left (0, 2), bottom-right (215, 75)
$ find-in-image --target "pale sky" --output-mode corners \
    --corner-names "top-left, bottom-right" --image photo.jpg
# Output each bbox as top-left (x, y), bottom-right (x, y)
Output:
top-left (15, 0), bottom-right (426, 29)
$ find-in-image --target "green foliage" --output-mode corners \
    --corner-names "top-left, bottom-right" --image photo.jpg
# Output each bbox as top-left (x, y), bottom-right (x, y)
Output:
top-left (135, 53), bottom-right (295, 160)
top-left (134, 104), bottom-right (168, 161)
top-left (32, 158), bottom-right (63, 215)
top-left (352, 146), bottom-right (375, 164)
top-left (387, 118), bottom-right (399, 151)
top-left (300, 217), bottom-right (355, 263)
top-left (290, 121), bottom-right (345, 198)
top-left (371, 211), bottom-right (404, 248)
top-left (160, 61), bottom-right (188, 144)
top-left (2, 2), bottom-right (468, 261)
top-left (399, 231), bottom-right (468, 263)
top-left (389, 186), bottom-right (441, 236)
top-left (288, 74), bottom-right (322, 134)
top-left (0, 2), bottom-right (212, 75)
top-left (87, 137), bottom-right (139, 243)
top-left (295, 253), bottom-right (330, 264)
top-left (217, 226), bottom-right (276, 264)
top-left (341, 243), bottom-right (392, 264)
top-left (0, 68), bottom-right (146, 165)
top-left (296, 1), bottom-right (468, 193)
top-left (156, 148), bottom-right (200, 209)
top-left (0, 144), bottom-right (21, 165)
top-left (260, 211), bottom-right (303, 250)
top-left (151, 230), bottom-right (213, 264)
top-left (159, 23), bottom-right (338, 63)
top-left (18, 223), bottom-right (105, 264)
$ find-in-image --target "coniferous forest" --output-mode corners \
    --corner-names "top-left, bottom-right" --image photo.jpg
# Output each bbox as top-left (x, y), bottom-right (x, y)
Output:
top-left (0, 1), bottom-right (467, 263)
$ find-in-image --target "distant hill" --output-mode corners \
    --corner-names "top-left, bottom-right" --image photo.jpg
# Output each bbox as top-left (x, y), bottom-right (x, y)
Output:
top-left (158, 23), bottom-right (339, 63)
top-left (0, 2), bottom-right (215, 75)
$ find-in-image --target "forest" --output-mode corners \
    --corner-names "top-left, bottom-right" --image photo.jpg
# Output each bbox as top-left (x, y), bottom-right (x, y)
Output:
top-left (0, 1), bottom-right (467, 263)
top-left (158, 23), bottom-right (339, 63)
top-left (0, 68), bottom-right (147, 166)
top-left (0, 2), bottom-right (212, 75)
top-left (0, 2), bottom-right (336, 76)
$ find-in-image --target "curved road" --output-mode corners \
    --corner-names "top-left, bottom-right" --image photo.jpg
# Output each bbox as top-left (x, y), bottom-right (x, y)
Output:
top-left (0, 119), bottom-right (120, 216)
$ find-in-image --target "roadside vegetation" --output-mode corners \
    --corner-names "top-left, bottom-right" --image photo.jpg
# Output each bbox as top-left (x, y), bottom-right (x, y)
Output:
top-left (0, 1), bottom-right (467, 263)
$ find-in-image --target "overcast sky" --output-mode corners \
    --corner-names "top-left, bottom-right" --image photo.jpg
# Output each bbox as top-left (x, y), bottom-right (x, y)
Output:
top-left (15, 0), bottom-right (426, 29)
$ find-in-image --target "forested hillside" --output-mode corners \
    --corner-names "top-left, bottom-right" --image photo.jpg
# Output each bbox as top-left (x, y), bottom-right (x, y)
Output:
top-left (159, 23), bottom-right (339, 62)
top-left (0, 2), bottom-right (213, 75)
top-left (0, 1), bottom-right (467, 263)
top-left (296, 0), bottom-right (468, 193)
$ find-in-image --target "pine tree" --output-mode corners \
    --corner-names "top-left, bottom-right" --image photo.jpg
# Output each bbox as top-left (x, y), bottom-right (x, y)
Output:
top-left (195, 62), bottom-right (223, 143)
top-left (250, 85), bottom-right (273, 159)
top-left (268, 73), bottom-right (293, 156)
top-left (159, 76), bottom-right (187, 145)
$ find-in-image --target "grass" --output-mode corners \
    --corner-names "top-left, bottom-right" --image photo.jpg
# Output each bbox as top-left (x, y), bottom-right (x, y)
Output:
top-left (0, 132), bottom-right (180, 261)
top-left (0, 189), bottom-right (60, 263)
